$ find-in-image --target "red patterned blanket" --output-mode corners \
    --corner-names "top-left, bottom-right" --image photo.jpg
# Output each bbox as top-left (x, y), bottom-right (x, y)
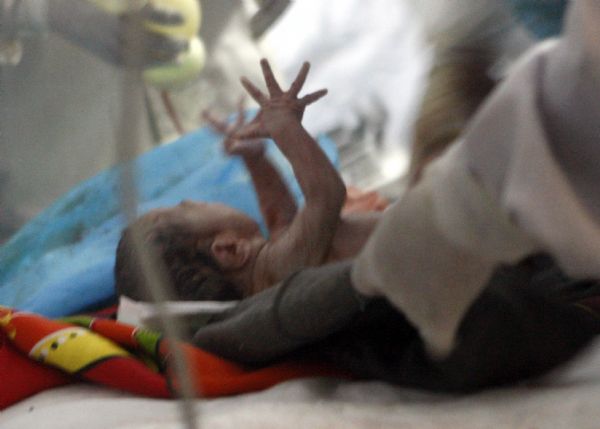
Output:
top-left (0, 306), bottom-right (345, 410)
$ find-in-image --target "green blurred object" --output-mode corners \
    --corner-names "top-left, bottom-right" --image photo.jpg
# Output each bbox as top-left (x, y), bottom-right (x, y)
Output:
top-left (143, 36), bottom-right (205, 89)
top-left (85, 0), bottom-right (205, 88)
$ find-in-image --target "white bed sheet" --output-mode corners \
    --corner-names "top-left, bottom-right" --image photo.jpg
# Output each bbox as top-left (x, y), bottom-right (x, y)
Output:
top-left (3, 339), bottom-right (600, 429)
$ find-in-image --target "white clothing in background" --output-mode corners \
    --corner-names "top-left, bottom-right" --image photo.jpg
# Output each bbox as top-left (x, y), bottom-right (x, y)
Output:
top-left (352, 0), bottom-right (600, 357)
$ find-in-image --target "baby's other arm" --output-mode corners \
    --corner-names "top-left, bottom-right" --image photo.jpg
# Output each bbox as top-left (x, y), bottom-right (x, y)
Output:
top-left (236, 60), bottom-right (346, 289)
top-left (203, 106), bottom-right (297, 237)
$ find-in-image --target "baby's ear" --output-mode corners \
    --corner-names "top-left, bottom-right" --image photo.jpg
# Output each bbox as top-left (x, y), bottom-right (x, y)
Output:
top-left (210, 232), bottom-right (251, 271)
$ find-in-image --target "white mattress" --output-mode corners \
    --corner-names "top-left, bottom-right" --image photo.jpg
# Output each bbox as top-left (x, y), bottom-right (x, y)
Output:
top-left (3, 339), bottom-right (600, 429)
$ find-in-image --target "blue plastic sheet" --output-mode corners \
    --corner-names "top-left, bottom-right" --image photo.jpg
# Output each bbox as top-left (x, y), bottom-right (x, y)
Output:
top-left (0, 126), bottom-right (337, 317)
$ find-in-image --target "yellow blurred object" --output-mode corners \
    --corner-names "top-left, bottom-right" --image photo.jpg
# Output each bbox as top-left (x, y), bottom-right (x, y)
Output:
top-left (143, 36), bottom-right (205, 89)
top-left (144, 0), bottom-right (202, 40)
top-left (87, 0), bottom-right (201, 38)
top-left (87, 0), bottom-right (147, 14)
top-left (86, 0), bottom-right (204, 88)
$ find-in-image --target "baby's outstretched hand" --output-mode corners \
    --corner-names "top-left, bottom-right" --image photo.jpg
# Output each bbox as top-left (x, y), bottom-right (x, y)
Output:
top-left (203, 100), bottom-right (265, 159)
top-left (234, 59), bottom-right (327, 140)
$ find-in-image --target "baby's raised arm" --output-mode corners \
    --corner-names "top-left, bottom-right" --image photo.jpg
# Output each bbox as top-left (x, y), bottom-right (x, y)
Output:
top-left (235, 59), bottom-right (346, 291)
top-left (203, 104), bottom-right (297, 237)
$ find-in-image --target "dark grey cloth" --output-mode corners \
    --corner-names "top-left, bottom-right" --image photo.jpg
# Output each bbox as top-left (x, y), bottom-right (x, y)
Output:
top-left (193, 260), bottom-right (366, 364)
top-left (312, 256), bottom-right (600, 392)
top-left (194, 254), bottom-right (600, 392)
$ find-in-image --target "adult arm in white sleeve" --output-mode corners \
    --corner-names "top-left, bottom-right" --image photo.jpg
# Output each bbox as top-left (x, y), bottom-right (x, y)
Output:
top-left (352, 0), bottom-right (600, 358)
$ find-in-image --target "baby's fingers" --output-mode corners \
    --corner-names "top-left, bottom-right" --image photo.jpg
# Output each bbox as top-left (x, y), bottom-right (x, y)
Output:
top-left (202, 110), bottom-right (228, 134)
top-left (234, 96), bottom-right (247, 128)
top-left (289, 62), bottom-right (310, 97)
top-left (222, 134), bottom-right (237, 154)
top-left (260, 59), bottom-right (283, 96)
top-left (233, 122), bottom-right (267, 140)
top-left (300, 88), bottom-right (328, 106)
top-left (230, 139), bottom-right (266, 158)
top-left (240, 77), bottom-right (268, 106)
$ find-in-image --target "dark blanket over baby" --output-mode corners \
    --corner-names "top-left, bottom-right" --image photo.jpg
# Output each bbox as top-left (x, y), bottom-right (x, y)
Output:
top-left (194, 255), bottom-right (600, 392)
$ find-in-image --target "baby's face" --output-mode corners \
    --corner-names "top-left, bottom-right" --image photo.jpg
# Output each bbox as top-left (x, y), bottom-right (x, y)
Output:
top-left (140, 200), bottom-right (262, 242)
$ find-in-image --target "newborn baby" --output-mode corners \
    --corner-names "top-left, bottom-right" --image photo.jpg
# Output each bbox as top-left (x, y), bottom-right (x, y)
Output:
top-left (115, 59), bottom-right (383, 302)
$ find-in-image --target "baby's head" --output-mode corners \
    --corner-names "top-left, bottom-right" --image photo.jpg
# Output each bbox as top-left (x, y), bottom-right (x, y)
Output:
top-left (115, 200), bottom-right (265, 302)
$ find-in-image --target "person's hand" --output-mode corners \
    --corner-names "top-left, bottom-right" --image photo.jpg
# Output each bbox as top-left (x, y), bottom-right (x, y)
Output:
top-left (233, 59), bottom-right (327, 139)
top-left (203, 99), bottom-right (266, 159)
